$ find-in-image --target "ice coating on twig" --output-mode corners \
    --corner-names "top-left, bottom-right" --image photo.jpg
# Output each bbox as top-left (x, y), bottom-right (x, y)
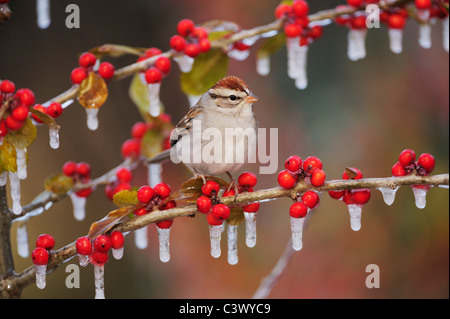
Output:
top-left (78, 254), bottom-right (89, 267)
top-left (209, 224), bottom-right (222, 258)
top-left (228, 48), bottom-right (250, 61)
top-left (148, 163), bottom-right (162, 187)
top-left (0, 171), bottom-right (7, 187)
top-left (157, 227), bottom-right (171, 263)
top-left (15, 147), bottom-right (27, 180)
top-left (17, 223), bottom-right (29, 258)
top-left (389, 29), bottom-right (403, 54)
top-left (85, 108), bottom-right (99, 131)
top-left (134, 227), bottom-right (148, 250)
top-left (348, 29), bottom-right (367, 61)
top-left (49, 127), bottom-right (60, 149)
top-left (9, 171), bottom-right (22, 215)
top-left (174, 55), bottom-right (194, 73)
top-left (94, 264), bottom-right (105, 299)
top-left (227, 224), bottom-right (238, 265)
top-left (378, 187), bottom-right (399, 206)
top-left (147, 82), bottom-right (161, 117)
top-left (256, 56), bottom-right (270, 76)
top-left (244, 212), bottom-right (257, 248)
top-left (34, 264), bottom-right (47, 289)
top-left (290, 216), bottom-right (305, 251)
top-left (443, 16), bottom-right (449, 53)
top-left (36, 0), bottom-right (51, 29)
top-left (411, 186), bottom-right (428, 209)
top-left (347, 204), bottom-right (362, 231)
top-left (69, 193), bottom-right (86, 221)
top-left (418, 24), bottom-right (432, 49)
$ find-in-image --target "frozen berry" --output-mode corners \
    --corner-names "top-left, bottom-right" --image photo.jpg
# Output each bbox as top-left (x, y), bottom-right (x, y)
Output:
top-left (201, 180), bottom-right (220, 197)
top-left (388, 14), bottom-right (407, 29)
top-left (121, 139), bottom-right (141, 158)
top-left (35, 234), bottom-right (55, 250)
top-left (32, 247), bottom-right (49, 265)
top-left (94, 235), bottom-right (111, 253)
top-left (415, 0), bottom-right (432, 10)
top-left (310, 169), bottom-right (326, 187)
top-left (289, 202), bottom-right (308, 218)
top-left (144, 67), bottom-right (163, 84)
top-left (154, 183), bottom-right (171, 199)
top-left (11, 105), bottom-right (29, 121)
top-left (184, 43), bottom-right (201, 58)
top-left (98, 62), bottom-right (115, 80)
top-left (156, 219), bottom-right (174, 229)
top-left (347, 0), bottom-right (364, 7)
top-left (177, 19), bottom-right (195, 37)
top-left (76, 237), bottom-right (92, 255)
top-left (352, 189), bottom-right (371, 205)
top-left (211, 204), bottom-right (230, 221)
top-left (399, 149), bottom-right (416, 167)
top-left (206, 212), bottom-right (223, 226)
top-left (109, 231), bottom-right (124, 249)
top-left (418, 153), bottom-right (435, 173)
top-left (116, 167), bottom-right (132, 183)
top-left (71, 67), bottom-right (88, 84)
top-left (301, 190), bottom-right (320, 209)
top-left (0, 79), bottom-right (15, 94)
top-left (31, 104), bottom-right (46, 123)
top-left (170, 35), bottom-right (187, 51)
top-left (131, 121), bottom-right (149, 139)
top-left (275, 3), bottom-right (292, 19)
top-left (278, 170), bottom-right (298, 189)
top-left (198, 38), bottom-right (211, 53)
top-left (292, 0), bottom-right (309, 17)
top-left (328, 190), bottom-right (345, 200)
top-left (238, 172), bottom-right (257, 188)
top-left (243, 202), bottom-right (260, 213)
top-left (284, 23), bottom-right (302, 38)
top-left (90, 251), bottom-right (109, 265)
top-left (76, 162), bottom-right (91, 177)
top-left (155, 56), bottom-right (171, 74)
top-left (5, 116), bottom-right (24, 131)
top-left (303, 156), bottom-right (323, 172)
top-left (79, 52), bottom-right (97, 68)
top-left (343, 167), bottom-right (363, 180)
top-left (45, 102), bottom-right (63, 118)
top-left (62, 161), bottom-right (77, 176)
top-left (285, 155), bottom-right (302, 173)
top-left (197, 195), bottom-right (213, 214)
top-left (391, 162), bottom-right (407, 176)
top-left (137, 185), bottom-right (155, 203)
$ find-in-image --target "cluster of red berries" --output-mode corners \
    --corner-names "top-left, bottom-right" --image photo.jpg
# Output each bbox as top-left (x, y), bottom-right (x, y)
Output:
top-left (391, 149), bottom-right (435, 183)
top-left (328, 168), bottom-right (371, 206)
top-left (70, 52), bottom-right (115, 85)
top-left (135, 182), bottom-right (175, 229)
top-left (278, 155), bottom-right (326, 189)
top-left (62, 161), bottom-right (93, 198)
top-left (137, 48), bottom-right (171, 85)
top-left (196, 179), bottom-right (230, 226)
top-left (413, 0), bottom-right (449, 18)
top-left (31, 234), bottom-right (55, 266)
top-left (76, 231), bottom-right (124, 266)
top-left (289, 190), bottom-right (320, 219)
top-left (275, 0), bottom-right (324, 46)
top-left (104, 167), bottom-right (133, 200)
top-left (169, 19), bottom-right (211, 58)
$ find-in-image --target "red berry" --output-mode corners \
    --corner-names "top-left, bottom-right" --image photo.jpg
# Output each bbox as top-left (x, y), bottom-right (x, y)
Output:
top-left (98, 62), bottom-right (115, 80)
top-left (415, 0), bottom-right (432, 10)
top-left (388, 14), bottom-right (407, 29)
top-left (191, 27), bottom-right (208, 39)
top-left (418, 153), bottom-right (435, 173)
top-left (90, 251), bottom-right (109, 265)
top-left (32, 247), bottom-right (49, 265)
top-left (285, 155), bottom-right (302, 173)
top-left (328, 190), bottom-right (345, 200)
top-left (94, 235), bottom-right (111, 253)
top-left (206, 212), bottom-right (223, 226)
top-left (155, 56), bottom-right (171, 75)
top-left (11, 105), bottom-right (29, 121)
top-left (110, 231), bottom-right (124, 249)
top-left (184, 43), bottom-right (201, 58)
top-left (342, 167), bottom-right (363, 180)
top-left (238, 172), bottom-right (257, 188)
top-left (159, 200), bottom-right (176, 210)
top-left (154, 183), bottom-right (171, 199)
top-left (309, 25), bottom-right (324, 39)
top-left (342, 191), bottom-right (355, 205)
top-left (352, 189), bottom-right (371, 205)
top-left (275, 4), bottom-right (292, 19)
top-left (15, 88), bottom-right (35, 107)
top-left (177, 19), bottom-right (195, 37)
top-left (0, 120), bottom-right (7, 137)
top-left (278, 170), bottom-right (298, 189)
top-left (5, 116), bottom-right (24, 131)
top-left (71, 67), bottom-right (88, 84)
top-left (301, 190), bottom-right (320, 209)
top-left (347, 0), bottom-right (364, 7)
top-left (31, 104), bottom-right (46, 123)
top-left (201, 180), bottom-right (220, 197)
top-left (121, 139), bottom-right (141, 159)
top-left (35, 234), bottom-right (55, 250)
top-left (116, 167), bottom-right (132, 183)
top-left (198, 38), bottom-right (211, 53)
top-left (222, 189), bottom-right (236, 197)
top-left (289, 202), bottom-right (308, 218)
top-left (310, 169), bottom-right (326, 187)
top-left (284, 23), bottom-right (303, 38)
top-left (79, 52), bottom-right (97, 68)
top-left (350, 15), bottom-right (367, 29)
top-left (243, 202), bottom-right (260, 213)
top-left (0, 79), bottom-right (15, 93)
top-left (392, 162), bottom-right (407, 176)
top-left (76, 237), bottom-right (92, 255)
top-left (197, 195), bottom-right (213, 214)
top-left (62, 161), bottom-right (77, 176)
top-left (302, 156), bottom-right (323, 172)
top-left (134, 207), bottom-right (149, 216)
top-left (169, 35), bottom-right (187, 51)
top-left (156, 219), bottom-right (173, 229)
top-left (45, 102), bottom-right (63, 118)
top-left (399, 149), bottom-right (416, 167)
top-left (144, 67), bottom-right (163, 84)
top-left (145, 47), bottom-right (162, 58)
top-left (292, 0), bottom-right (309, 17)
top-left (76, 187), bottom-right (93, 198)
top-left (211, 204), bottom-right (230, 221)
top-left (114, 182), bottom-right (131, 194)
top-left (131, 121), bottom-right (149, 139)
top-left (137, 185), bottom-right (155, 203)
top-left (76, 162), bottom-right (91, 177)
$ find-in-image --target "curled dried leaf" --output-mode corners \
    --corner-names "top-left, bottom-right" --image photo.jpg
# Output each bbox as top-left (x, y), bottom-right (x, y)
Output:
top-left (112, 189), bottom-right (139, 208)
top-left (44, 173), bottom-right (74, 194)
top-left (88, 206), bottom-right (133, 239)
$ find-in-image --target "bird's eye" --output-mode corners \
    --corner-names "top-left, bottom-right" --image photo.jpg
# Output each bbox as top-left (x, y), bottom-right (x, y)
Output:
top-left (229, 95), bottom-right (237, 101)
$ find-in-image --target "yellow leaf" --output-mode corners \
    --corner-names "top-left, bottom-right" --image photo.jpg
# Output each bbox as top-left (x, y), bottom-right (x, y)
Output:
top-left (140, 129), bottom-right (164, 159)
top-left (78, 72), bottom-right (108, 109)
top-left (112, 189), bottom-right (139, 208)
top-left (0, 139), bottom-right (17, 172)
top-left (44, 173), bottom-right (74, 194)
top-left (5, 118), bottom-right (37, 149)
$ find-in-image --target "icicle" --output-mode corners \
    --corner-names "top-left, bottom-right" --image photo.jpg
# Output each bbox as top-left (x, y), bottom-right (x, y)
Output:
top-left (411, 186), bottom-right (429, 209)
top-left (290, 216), bottom-right (305, 251)
top-left (256, 56), bottom-right (270, 76)
top-left (157, 227), bottom-right (170, 263)
top-left (418, 24), bottom-right (432, 49)
top-left (244, 212), bottom-right (257, 248)
top-left (187, 94), bottom-right (201, 107)
top-left (228, 48), bottom-right (250, 61)
top-left (147, 163), bottom-right (162, 187)
top-left (377, 186), bottom-right (399, 206)
top-left (227, 224), bottom-right (238, 265)
top-left (85, 108), bottom-right (99, 131)
top-left (147, 82), bottom-right (161, 117)
top-left (134, 227), bottom-right (148, 250)
top-left (389, 29), bottom-right (403, 54)
top-left (16, 147), bottom-right (27, 180)
top-left (294, 46), bottom-right (309, 90)
top-left (347, 204), bottom-right (362, 231)
top-left (69, 193), bottom-right (86, 221)
top-left (287, 37), bottom-right (301, 79)
top-left (417, 9), bottom-right (430, 22)
top-left (0, 171), bottom-right (6, 186)
top-left (49, 127), bottom-right (60, 149)
top-left (36, 0), bottom-right (51, 29)
top-left (347, 29), bottom-right (367, 61)
top-left (443, 16), bottom-right (449, 53)
top-left (94, 264), bottom-right (105, 299)
top-left (174, 55), bottom-right (194, 73)
top-left (209, 224), bottom-right (222, 258)
top-left (17, 223), bottom-right (29, 258)
top-left (78, 254), bottom-right (89, 267)
top-left (8, 171), bottom-right (22, 215)
top-left (34, 264), bottom-right (47, 289)
top-left (112, 247), bottom-right (124, 260)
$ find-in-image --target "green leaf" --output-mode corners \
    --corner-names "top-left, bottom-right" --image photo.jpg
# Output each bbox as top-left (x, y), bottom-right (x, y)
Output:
top-left (129, 73), bottom-right (164, 121)
top-left (141, 129), bottom-right (164, 159)
top-left (256, 32), bottom-right (286, 59)
top-left (181, 49), bottom-right (229, 96)
top-left (44, 173), bottom-right (74, 194)
top-left (112, 189), bottom-right (139, 208)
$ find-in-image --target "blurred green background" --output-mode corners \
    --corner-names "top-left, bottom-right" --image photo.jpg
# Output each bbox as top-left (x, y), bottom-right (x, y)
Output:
top-left (0, 0), bottom-right (448, 298)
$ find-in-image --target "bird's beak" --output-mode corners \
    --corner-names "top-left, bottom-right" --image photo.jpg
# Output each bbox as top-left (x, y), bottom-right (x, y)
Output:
top-left (245, 93), bottom-right (259, 104)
